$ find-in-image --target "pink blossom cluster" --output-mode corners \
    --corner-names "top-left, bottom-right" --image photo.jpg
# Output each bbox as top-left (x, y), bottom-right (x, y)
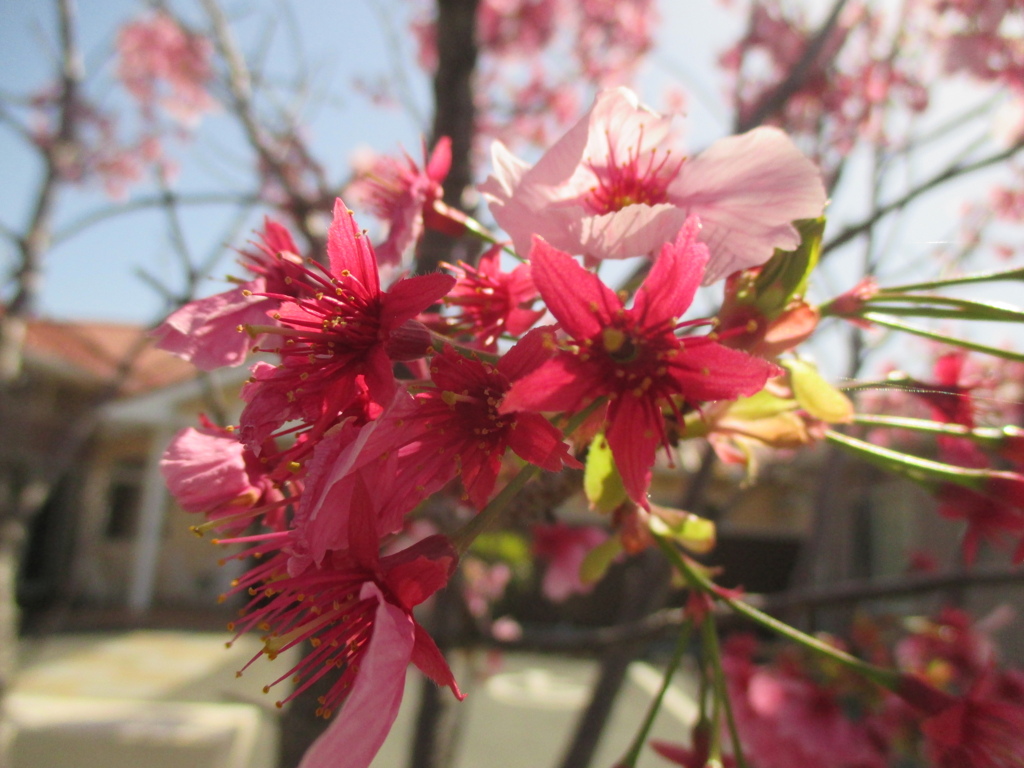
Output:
top-left (720, 1), bottom-right (929, 180)
top-left (116, 11), bottom-right (216, 128)
top-left (153, 87), bottom-right (826, 767)
top-left (859, 347), bottom-right (1024, 564)
top-left (411, 0), bottom-right (658, 148)
top-left (655, 608), bottom-right (1024, 768)
top-left (28, 86), bottom-right (164, 200)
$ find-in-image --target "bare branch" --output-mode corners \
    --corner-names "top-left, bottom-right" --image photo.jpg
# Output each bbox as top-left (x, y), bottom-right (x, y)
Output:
top-left (823, 139), bottom-right (1024, 256)
top-left (735, 0), bottom-right (851, 133)
top-left (52, 191), bottom-right (258, 245)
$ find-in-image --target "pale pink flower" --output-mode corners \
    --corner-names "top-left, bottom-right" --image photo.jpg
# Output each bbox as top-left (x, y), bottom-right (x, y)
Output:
top-left (481, 87), bottom-right (825, 282)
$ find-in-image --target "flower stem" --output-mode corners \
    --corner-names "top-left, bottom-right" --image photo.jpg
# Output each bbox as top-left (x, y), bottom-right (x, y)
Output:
top-left (851, 413), bottom-right (1016, 450)
top-left (701, 614), bottom-right (749, 768)
top-left (617, 617), bottom-right (694, 768)
top-left (654, 533), bottom-right (897, 690)
top-left (825, 428), bottom-right (995, 491)
top-left (878, 266), bottom-right (1024, 293)
top-left (861, 313), bottom-right (1024, 363)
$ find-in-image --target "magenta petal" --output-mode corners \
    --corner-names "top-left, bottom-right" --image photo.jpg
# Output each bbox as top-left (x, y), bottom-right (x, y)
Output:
top-left (496, 326), bottom-right (556, 382)
top-left (326, 198), bottom-right (381, 294)
top-left (410, 622), bottom-right (465, 700)
top-left (382, 272), bottom-right (456, 329)
top-left (501, 354), bottom-right (602, 415)
top-left (606, 395), bottom-right (661, 509)
top-left (297, 583), bottom-right (414, 768)
top-left (529, 238), bottom-right (620, 338)
top-left (632, 217), bottom-right (708, 326)
top-left (508, 412), bottom-right (581, 472)
top-left (670, 342), bottom-right (780, 402)
top-left (426, 136), bottom-right (452, 182)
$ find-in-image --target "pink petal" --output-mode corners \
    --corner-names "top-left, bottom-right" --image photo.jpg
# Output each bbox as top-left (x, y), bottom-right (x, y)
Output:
top-left (326, 198), bottom-right (381, 294)
top-left (507, 412), bottom-right (581, 472)
top-left (501, 354), bottom-right (603, 415)
top-left (529, 237), bottom-right (620, 338)
top-left (606, 394), bottom-right (662, 509)
top-left (669, 126), bottom-right (826, 284)
top-left (632, 217), bottom-right (708, 326)
top-left (297, 583), bottom-right (414, 768)
top-left (410, 622), bottom-right (464, 700)
top-left (496, 326), bottom-right (556, 382)
top-left (670, 342), bottom-right (780, 402)
top-left (426, 136), bottom-right (452, 182)
top-left (575, 204), bottom-right (691, 262)
top-left (160, 427), bottom-right (256, 512)
top-left (381, 272), bottom-right (456, 329)
top-left (151, 279), bottom-right (269, 370)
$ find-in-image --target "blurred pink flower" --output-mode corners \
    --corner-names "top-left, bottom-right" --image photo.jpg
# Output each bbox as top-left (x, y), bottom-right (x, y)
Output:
top-left (533, 523), bottom-right (608, 601)
top-left (348, 137), bottom-right (455, 265)
top-left (116, 11), bottom-right (215, 127)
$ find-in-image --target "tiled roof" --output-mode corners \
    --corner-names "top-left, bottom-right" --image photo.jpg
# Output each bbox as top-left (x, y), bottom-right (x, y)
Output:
top-left (23, 318), bottom-right (198, 396)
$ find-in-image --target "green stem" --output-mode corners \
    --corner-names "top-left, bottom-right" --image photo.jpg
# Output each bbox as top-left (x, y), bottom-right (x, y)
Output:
top-left (446, 205), bottom-right (523, 261)
top-left (618, 618), bottom-right (694, 768)
top-left (428, 332), bottom-right (501, 363)
top-left (825, 428), bottom-right (992, 491)
top-left (878, 267), bottom-right (1024, 293)
top-left (851, 414), bottom-right (1015, 450)
top-left (655, 533), bottom-right (897, 690)
top-left (860, 313), bottom-right (1024, 364)
top-left (451, 463), bottom-right (540, 554)
top-left (702, 616), bottom-right (749, 768)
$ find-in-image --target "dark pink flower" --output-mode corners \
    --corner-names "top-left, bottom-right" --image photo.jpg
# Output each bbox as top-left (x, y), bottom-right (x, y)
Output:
top-left (294, 332), bottom-right (581, 564)
top-left (898, 672), bottom-right (1024, 768)
top-left (441, 245), bottom-right (544, 350)
top-left (226, 500), bottom-right (462, 768)
top-left (722, 638), bottom-right (889, 768)
top-left (349, 137), bottom-right (456, 265)
top-left (238, 200), bottom-right (455, 448)
top-left (502, 219), bottom-right (780, 507)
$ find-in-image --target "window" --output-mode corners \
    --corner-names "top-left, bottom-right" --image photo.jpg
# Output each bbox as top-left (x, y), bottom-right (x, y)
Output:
top-left (105, 460), bottom-right (144, 539)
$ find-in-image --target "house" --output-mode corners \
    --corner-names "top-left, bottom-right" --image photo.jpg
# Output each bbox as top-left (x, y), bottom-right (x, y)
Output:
top-left (10, 317), bottom-right (249, 615)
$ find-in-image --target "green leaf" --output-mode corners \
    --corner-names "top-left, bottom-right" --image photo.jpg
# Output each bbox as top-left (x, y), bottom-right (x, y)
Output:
top-left (782, 358), bottom-right (854, 423)
top-left (648, 509), bottom-right (717, 554)
top-left (579, 534), bottom-right (623, 585)
top-left (723, 389), bottom-right (799, 421)
top-left (584, 433), bottom-right (628, 513)
top-left (470, 530), bottom-right (531, 567)
top-left (753, 217), bottom-right (825, 315)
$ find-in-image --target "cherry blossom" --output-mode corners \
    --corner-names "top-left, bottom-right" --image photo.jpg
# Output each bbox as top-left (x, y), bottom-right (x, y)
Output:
top-left (481, 87), bottom-right (825, 281)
